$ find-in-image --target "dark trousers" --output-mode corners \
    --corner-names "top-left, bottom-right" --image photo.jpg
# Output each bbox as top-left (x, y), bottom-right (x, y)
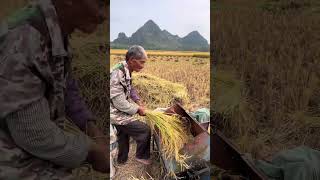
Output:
top-left (115, 120), bottom-right (151, 164)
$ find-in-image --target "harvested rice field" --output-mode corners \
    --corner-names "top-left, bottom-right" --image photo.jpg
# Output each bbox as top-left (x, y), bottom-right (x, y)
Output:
top-left (111, 51), bottom-right (210, 111)
top-left (212, 1), bottom-right (320, 178)
top-left (110, 50), bottom-right (210, 179)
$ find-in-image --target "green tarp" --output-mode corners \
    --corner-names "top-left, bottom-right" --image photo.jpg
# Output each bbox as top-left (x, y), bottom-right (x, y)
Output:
top-left (254, 146), bottom-right (320, 180)
top-left (190, 108), bottom-right (210, 123)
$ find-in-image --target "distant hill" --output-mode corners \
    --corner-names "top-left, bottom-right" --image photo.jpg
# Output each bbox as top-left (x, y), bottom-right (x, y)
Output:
top-left (111, 20), bottom-right (209, 52)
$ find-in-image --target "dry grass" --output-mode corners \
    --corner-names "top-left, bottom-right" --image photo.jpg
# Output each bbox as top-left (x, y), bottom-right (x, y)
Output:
top-left (213, 0), bottom-right (320, 159)
top-left (132, 73), bottom-right (190, 109)
top-left (112, 143), bottom-right (163, 180)
top-left (111, 53), bottom-right (210, 110)
top-left (68, 23), bottom-right (110, 180)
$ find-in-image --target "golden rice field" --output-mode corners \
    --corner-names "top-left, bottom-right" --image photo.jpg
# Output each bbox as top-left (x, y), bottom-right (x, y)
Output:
top-left (111, 50), bottom-right (210, 111)
top-left (111, 49), bottom-right (210, 58)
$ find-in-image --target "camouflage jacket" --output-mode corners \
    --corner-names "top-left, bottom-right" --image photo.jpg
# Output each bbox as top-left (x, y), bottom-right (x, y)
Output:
top-left (0, 0), bottom-right (93, 130)
top-left (110, 61), bottom-right (140, 125)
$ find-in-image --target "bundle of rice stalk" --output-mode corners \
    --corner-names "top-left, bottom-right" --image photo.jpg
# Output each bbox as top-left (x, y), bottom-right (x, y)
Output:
top-left (132, 73), bottom-right (190, 109)
top-left (213, 70), bottom-right (256, 136)
top-left (144, 110), bottom-right (190, 169)
top-left (71, 41), bottom-right (109, 130)
top-left (213, 70), bottom-right (242, 115)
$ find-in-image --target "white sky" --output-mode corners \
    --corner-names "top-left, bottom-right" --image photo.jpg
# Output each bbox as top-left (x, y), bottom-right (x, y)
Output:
top-left (110, 0), bottom-right (210, 42)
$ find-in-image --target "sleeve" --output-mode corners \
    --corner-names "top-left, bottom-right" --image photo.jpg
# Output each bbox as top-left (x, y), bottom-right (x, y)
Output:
top-left (130, 86), bottom-right (141, 102)
top-left (110, 70), bottom-right (139, 115)
top-left (65, 74), bottom-right (95, 131)
top-left (112, 93), bottom-right (139, 115)
top-left (5, 97), bottom-right (92, 168)
top-left (1, 25), bottom-right (91, 168)
top-left (0, 25), bottom-right (46, 119)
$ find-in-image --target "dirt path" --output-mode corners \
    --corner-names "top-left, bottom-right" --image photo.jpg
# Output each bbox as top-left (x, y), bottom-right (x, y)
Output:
top-left (112, 141), bottom-right (164, 180)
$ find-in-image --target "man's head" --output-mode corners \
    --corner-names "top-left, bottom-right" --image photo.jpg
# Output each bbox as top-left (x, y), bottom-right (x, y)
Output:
top-left (125, 45), bottom-right (147, 73)
top-left (52, 0), bottom-right (107, 34)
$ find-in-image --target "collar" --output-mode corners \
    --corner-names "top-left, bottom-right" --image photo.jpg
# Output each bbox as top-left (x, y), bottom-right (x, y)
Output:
top-left (121, 61), bottom-right (131, 80)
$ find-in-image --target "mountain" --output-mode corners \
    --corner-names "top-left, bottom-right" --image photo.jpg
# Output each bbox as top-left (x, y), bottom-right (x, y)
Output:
top-left (111, 20), bottom-right (209, 52)
top-left (179, 31), bottom-right (209, 51)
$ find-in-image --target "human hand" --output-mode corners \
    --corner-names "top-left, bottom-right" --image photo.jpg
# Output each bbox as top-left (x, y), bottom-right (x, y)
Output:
top-left (86, 121), bottom-right (107, 146)
top-left (137, 106), bottom-right (146, 116)
top-left (135, 100), bottom-right (144, 106)
top-left (86, 121), bottom-right (109, 173)
top-left (87, 142), bottom-right (109, 173)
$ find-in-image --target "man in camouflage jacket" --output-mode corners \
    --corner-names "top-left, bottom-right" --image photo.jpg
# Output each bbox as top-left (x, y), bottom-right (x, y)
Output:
top-left (110, 45), bottom-right (151, 165)
top-left (0, 0), bottom-right (108, 179)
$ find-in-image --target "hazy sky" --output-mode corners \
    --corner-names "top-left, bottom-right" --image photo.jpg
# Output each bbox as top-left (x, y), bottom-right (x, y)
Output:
top-left (110, 0), bottom-right (210, 42)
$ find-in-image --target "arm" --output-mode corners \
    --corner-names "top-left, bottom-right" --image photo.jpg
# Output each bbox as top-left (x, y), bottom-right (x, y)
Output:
top-left (6, 97), bottom-right (109, 172)
top-left (130, 86), bottom-right (141, 104)
top-left (1, 26), bottom-right (108, 172)
top-left (6, 97), bottom-right (92, 168)
top-left (65, 74), bottom-right (94, 131)
top-left (65, 55), bottom-right (109, 171)
top-left (110, 70), bottom-right (139, 115)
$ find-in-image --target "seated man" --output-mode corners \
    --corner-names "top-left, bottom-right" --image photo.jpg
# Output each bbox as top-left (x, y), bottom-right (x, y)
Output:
top-left (110, 45), bottom-right (151, 165)
top-left (0, 0), bottom-right (108, 179)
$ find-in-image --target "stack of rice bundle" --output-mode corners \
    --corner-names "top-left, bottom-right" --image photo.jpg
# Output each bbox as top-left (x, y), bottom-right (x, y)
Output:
top-left (132, 73), bottom-right (190, 109)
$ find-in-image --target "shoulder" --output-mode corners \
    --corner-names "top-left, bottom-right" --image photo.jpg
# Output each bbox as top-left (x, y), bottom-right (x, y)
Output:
top-left (111, 62), bottom-right (126, 76)
top-left (111, 62), bottom-right (125, 71)
top-left (0, 24), bottom-right (51, 82)
top-left (3, 24), bottom-right (43, 58)
top-left (111, 67), bottom-right (125, 81)
top-left (0, 24), bottom-right (45, 74)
